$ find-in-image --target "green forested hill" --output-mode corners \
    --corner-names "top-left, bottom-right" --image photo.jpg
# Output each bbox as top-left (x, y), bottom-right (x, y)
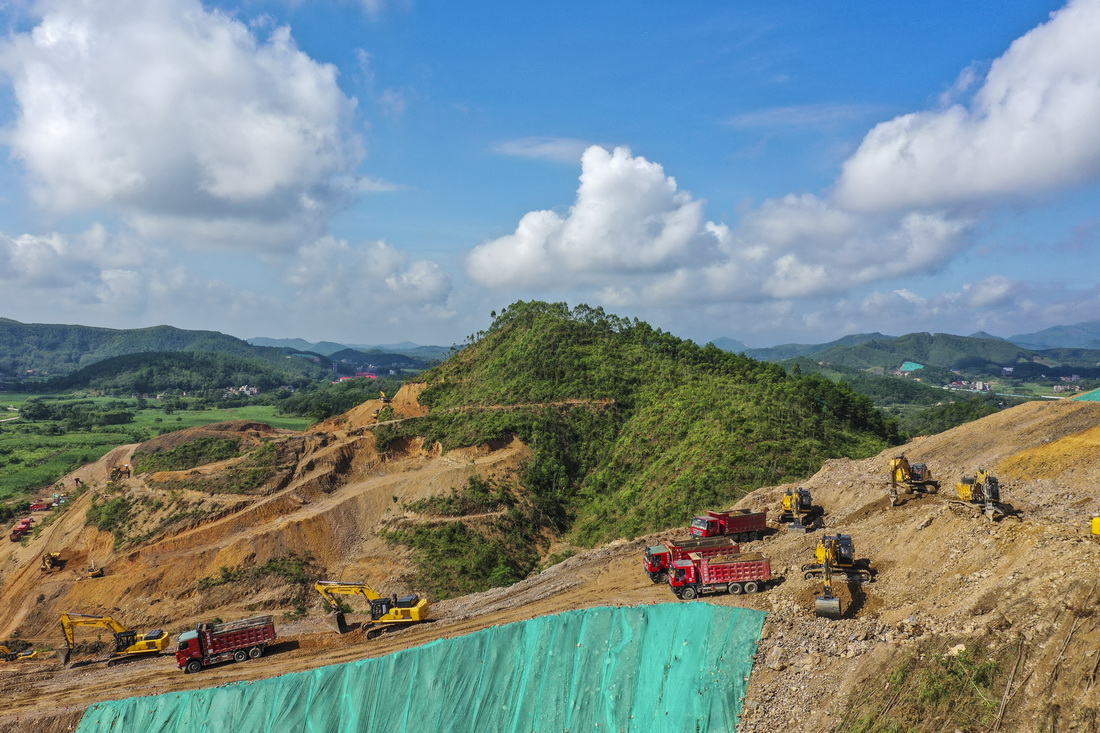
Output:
top-left (44, 351), bottom-right (318, 394)
top-left (0, 317), bottom-right (328, 378)
top-left (378, 302), bottom-right (900, 594)
top-left (742, 332), bottom-right (892, 362)
top-left (813, 332), bottom-right (1034, 370)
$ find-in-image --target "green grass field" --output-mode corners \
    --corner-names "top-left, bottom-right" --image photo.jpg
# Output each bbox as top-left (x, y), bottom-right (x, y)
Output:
top-left (0, 402), bottom-right (313, 502)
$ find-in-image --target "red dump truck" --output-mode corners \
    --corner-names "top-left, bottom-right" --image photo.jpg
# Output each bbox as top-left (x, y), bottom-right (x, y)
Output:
top-left (689, 509), bottom-right (767, 540)
top-left (176, 615), bottom-right (276, 673)
top-left (9, 519), bottom-right (32, 542)
top-left (643, 536), bottom-right (740, 583)
top-left (668, 552), bottom-right (773, 599)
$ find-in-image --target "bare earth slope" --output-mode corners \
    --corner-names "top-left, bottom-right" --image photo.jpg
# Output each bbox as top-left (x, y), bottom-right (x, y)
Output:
top-left (2, 394), bottom-right (1100, 731)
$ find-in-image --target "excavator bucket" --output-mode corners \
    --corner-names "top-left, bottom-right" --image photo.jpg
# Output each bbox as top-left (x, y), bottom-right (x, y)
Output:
top-left (789, 518), bottom-right (809, 534)
top-left (57, 646), bottom-right (72, 666)
top-left (814, 594), bottom-right (843, 619)
top-left (333, 612), bottom-right (351, 634)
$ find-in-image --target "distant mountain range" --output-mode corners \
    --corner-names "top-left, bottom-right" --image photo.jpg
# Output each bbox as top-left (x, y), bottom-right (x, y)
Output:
top-left (247, 337), bottom-right (452, 362)
top-left (1008, 320), bottom-right (1100, 350)
top-left (713, 319), bottom-right (1100, 362)
top-left (0, 318), bottom-right (442, 382)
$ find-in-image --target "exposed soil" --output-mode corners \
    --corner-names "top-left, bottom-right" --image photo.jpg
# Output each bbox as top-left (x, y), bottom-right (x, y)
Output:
top-left (2, 393), bottom-right (1100, 732)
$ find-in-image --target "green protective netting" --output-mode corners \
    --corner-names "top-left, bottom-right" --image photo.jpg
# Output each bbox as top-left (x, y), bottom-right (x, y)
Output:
top-left (77, 603), bottom-right (765, 733)
top-left (1075, 389), bottom-right (1100, 401)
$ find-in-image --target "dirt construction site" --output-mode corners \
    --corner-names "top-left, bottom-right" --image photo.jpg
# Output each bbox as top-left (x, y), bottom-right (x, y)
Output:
top-left (3, 385), bottom-right (1100, 731)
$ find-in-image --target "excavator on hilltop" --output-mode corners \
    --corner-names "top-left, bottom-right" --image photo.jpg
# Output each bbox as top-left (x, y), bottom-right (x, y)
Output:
top-left (57, 613), bottom-right (170, 666)
top-left (313, 580), bottom-right (430, 639)
top-left (889, 455), bottom-right (940, 506)
top-left (955, 469), bottom-right (1013, 521)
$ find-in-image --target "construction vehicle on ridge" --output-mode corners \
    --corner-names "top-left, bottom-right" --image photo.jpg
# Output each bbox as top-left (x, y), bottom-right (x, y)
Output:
top-left (644, 536), bottom-right (740, 583)
top-left (57, 613), bottom-right (170, 666)
top-left (955, 469), bottom-right (1013, 521)
top-left (668, 552), bottom-right (773, 599)
top-left (314, 580), bottom-right (430, 638)
top-left (802, 534), bottom-right (872, 584)
top-left (689, 509), bottom-right (767, 541)
top-left (176, 615), bottom-right (277, 673)
top-left (889, 455), bottom-right (939, 506)
top-left (41, 552), bottom-right (62, 572)
top-left (779, 488), bottom-right (820, 533)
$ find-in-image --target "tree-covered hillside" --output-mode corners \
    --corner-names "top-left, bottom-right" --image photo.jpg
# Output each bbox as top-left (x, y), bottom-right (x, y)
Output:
top-left (0, 317), bottom-right (329, 379)
top-left (379, 302), bottom-right (900, 592)
top-left (812, 332), bottom-right (1034, 370)
top-left (44, 352), bottom-right (318, 394)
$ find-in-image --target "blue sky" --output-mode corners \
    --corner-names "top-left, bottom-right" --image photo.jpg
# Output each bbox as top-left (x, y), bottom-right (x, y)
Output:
top-left (0, 0), bottom-right (1097, 347)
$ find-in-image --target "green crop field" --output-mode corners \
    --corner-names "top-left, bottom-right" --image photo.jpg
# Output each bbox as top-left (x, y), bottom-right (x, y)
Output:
top-left (0, 398), bottom-right (313, 502)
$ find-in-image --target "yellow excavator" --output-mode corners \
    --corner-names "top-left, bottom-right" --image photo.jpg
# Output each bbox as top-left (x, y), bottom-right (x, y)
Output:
top-left (41, 552), bottom-right (62, 572)
top-left (57, 613), bottom-right (170, 666)
top-left (889, 455), bottom-right (940, 506)
top-left (779, 488), bottom-right (819, 533)
top-left (802, 534), bottom-right (872, 584)
top-left (955, 469), bottom-right (1012, 521)
top-left (0, 645), bottom-right (37, 662)
top-left (313, 580), bottom-right (430, 639)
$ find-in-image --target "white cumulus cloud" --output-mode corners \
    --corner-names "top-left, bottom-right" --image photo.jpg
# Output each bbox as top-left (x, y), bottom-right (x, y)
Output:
top-left (0, 0), bottom-right (363, 250)
top-left (468, 146), bottom-right (972, 306)
top-left (835, 0), bottom-right (1100, 211)
top-left (287, 236), bottom-right (452, 307)
top-left (468, 146), bottom-right (720, 290)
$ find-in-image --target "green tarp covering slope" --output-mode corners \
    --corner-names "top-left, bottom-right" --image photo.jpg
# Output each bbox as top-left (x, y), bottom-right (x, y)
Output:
top-left (1075, 388), bottom-right (1100, 401)
top-left (77, 603), bottom-right (765, 733)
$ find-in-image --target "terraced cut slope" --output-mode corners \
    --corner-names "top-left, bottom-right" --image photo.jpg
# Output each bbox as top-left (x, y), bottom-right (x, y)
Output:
top-left (2, 392), bottom-right (1100, 732)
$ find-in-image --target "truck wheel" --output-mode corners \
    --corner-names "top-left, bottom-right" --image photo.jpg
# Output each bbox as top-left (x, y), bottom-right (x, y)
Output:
top-left (743, 581), bottom-right (759, 594)
top-left (681, 587), bottom-right (698, 600)
top-left (186, 660), bottom-right (202, 674)
top-left (248, 646), bottom-right (263, 660)
top-left (657, 571), bottom-right (668, 584)
top-left (749, 532), bottom-right (759, 541)
top-left (233, 649), bottom-right (247, 663)
top-left (729, 583), bottom-right (743, 595)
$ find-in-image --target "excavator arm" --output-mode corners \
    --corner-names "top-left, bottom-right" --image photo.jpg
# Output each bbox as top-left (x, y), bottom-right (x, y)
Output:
top-left (815, 549), bottom-right (843, 619)
top-left (314, 580), bottom-right (429, 636)
top-left (313, 580), bottom-right (383, 611)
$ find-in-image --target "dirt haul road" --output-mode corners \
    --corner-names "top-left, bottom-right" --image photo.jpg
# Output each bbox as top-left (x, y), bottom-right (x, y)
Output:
top-left (2, 392), bottom-right (1100, 732)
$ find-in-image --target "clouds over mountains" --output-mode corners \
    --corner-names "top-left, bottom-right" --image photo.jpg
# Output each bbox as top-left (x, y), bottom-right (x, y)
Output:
top-left (0, 0), bottom-right (451, 333)
top-left (469, 0), bottom-right (1100, 334)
